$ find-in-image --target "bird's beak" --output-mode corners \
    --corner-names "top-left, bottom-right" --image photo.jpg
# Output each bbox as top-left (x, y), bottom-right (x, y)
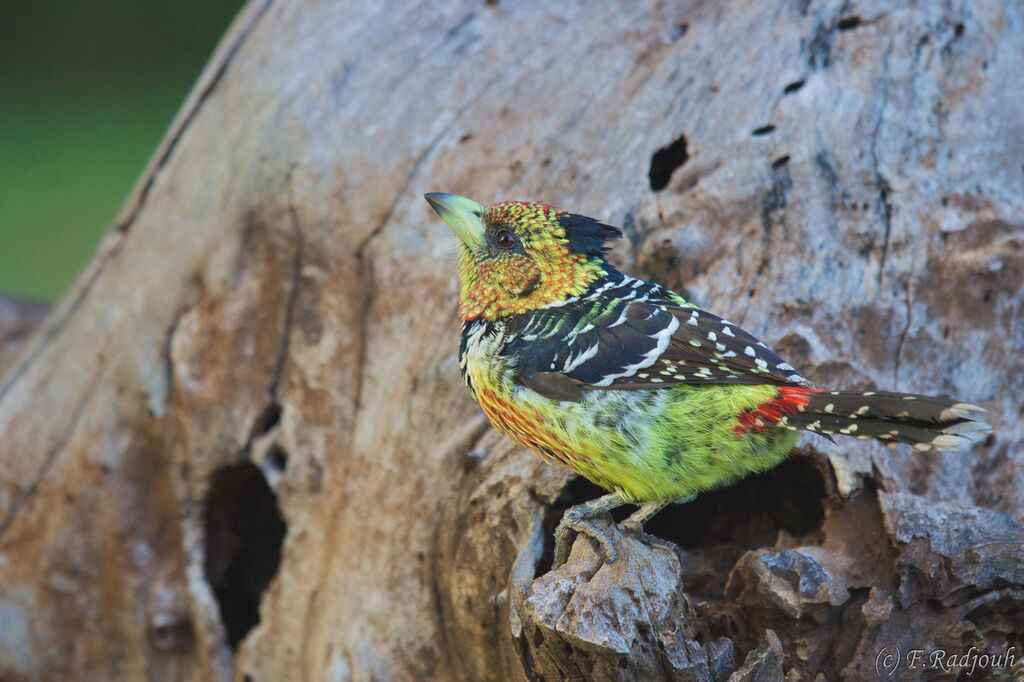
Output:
top-left (425, 193), bottom-right (486, 251)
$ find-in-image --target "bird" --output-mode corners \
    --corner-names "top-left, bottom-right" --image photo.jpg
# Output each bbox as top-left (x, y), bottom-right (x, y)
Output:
top-left (424, 192), bottom-right (990, 566)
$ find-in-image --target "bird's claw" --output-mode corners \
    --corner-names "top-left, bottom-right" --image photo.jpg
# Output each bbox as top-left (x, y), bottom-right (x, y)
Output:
top-left (553, 513), bottom-right (618, 567)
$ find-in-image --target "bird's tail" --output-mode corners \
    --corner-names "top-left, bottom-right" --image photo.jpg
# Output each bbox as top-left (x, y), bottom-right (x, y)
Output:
top-left (738, 386), bottom-right (991, 451)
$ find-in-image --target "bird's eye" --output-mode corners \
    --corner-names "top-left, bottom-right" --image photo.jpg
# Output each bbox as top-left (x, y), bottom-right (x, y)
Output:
top-left (495, 230), bottom-right (516, 249)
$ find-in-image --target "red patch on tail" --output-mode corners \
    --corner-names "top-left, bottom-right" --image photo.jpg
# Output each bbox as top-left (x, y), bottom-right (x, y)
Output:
top-left (733, 387), bottom-right (818, 437)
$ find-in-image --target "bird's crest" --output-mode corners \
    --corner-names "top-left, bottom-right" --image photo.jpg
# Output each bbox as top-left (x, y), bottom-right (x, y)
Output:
top-left (556, 212), bottom-right (623, 256)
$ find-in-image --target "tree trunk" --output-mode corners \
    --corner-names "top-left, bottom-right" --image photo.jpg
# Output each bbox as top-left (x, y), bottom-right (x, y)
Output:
top-left (1, 0), bottom-right (1022, 680)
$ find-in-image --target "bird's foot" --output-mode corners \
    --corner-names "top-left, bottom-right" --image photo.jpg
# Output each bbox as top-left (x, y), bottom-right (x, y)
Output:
top-left (552, 492), bottom-right (626, 568)
top-left (553, 513), bottom-right (618, 567)
top-left (551, 493), bottom-right (686, 568)
top-left (620, 499), bottom-right (671, 531)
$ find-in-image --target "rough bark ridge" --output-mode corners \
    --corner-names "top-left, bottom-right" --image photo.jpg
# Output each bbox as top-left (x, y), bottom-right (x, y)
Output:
top-left (1, 1), bottom-right (1022, 680)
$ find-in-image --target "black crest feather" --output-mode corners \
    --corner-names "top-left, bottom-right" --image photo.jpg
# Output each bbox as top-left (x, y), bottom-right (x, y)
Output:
top-left (557, 213), bottom-right (623, 256)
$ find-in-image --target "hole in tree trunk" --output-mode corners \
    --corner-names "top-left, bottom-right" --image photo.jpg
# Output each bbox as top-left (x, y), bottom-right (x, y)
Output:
top-left (836, 15), bottom-right (862, 31)
top-left (783, 79), bottom-right (805, 94)
top-left (252, 402), bottom-right (282, 436)
top-left (644, 455), bottom-right (826, 550)
top-left (266, 443), bottom-right (288, 472)
top-left (648, 134), bottom-right (690, 191)
top-left (204, 462), bottom-right (287, 649)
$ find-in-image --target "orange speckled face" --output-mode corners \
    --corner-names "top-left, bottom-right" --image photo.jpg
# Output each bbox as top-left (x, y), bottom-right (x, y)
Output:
top-left (456, 201), bottom-right (606, 320)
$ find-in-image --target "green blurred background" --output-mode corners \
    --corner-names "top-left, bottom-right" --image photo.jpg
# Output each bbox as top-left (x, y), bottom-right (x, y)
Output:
top-left (0, 0), bottom-right (245, 301)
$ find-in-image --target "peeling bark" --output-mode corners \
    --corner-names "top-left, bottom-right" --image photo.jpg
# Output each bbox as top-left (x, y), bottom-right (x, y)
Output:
top-left (1, 0), bottom-right (1023, 680)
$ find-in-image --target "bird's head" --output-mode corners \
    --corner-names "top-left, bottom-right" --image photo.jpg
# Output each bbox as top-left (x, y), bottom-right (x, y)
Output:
top-left (425, 193), bottom-right (622, 320)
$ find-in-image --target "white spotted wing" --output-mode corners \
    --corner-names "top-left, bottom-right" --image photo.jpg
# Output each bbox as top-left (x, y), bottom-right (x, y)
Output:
top-left (505, 274), bottom-right (808, 399)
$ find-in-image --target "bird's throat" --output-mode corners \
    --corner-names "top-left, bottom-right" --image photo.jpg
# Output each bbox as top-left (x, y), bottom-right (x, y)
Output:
top-left (457, 250), bottom-right (607, 320)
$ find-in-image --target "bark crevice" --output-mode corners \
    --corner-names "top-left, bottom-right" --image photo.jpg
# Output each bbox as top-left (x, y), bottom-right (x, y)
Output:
top-left (1, 1), bottom-right (1021, 679)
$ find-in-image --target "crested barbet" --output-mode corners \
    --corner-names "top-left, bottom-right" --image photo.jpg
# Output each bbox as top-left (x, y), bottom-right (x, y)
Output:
top-left (425, 193), bottom-right (990, 566)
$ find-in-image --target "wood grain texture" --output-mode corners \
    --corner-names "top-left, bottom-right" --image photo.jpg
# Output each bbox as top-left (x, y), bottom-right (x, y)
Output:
top-left (1, 0), bottom-right (1022, 679)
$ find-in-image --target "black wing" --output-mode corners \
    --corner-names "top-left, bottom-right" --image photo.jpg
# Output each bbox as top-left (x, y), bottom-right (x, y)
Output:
top-left (505, 275), bottom-right (807, 401)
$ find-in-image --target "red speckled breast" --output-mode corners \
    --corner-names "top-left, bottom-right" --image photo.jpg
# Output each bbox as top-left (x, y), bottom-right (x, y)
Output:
top-left (475, 387), bottom-right (585, 468)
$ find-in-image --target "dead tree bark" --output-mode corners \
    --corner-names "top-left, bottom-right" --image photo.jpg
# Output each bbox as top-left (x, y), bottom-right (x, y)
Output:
top-left (0, 296), bottom-right (47, 377)
top-left (1, 1), bottom-right (1022, 680)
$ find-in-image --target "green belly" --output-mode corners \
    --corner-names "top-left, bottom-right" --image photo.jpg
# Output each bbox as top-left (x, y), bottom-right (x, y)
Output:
top-left (519, 383), bottom-right (799, 502)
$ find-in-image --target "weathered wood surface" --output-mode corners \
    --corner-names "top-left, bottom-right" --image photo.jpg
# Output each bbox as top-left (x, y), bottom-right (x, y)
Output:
top-left (1, 0), bottom-right (1022, 680)
top-left (0, 296), bottom-right (47, 378)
